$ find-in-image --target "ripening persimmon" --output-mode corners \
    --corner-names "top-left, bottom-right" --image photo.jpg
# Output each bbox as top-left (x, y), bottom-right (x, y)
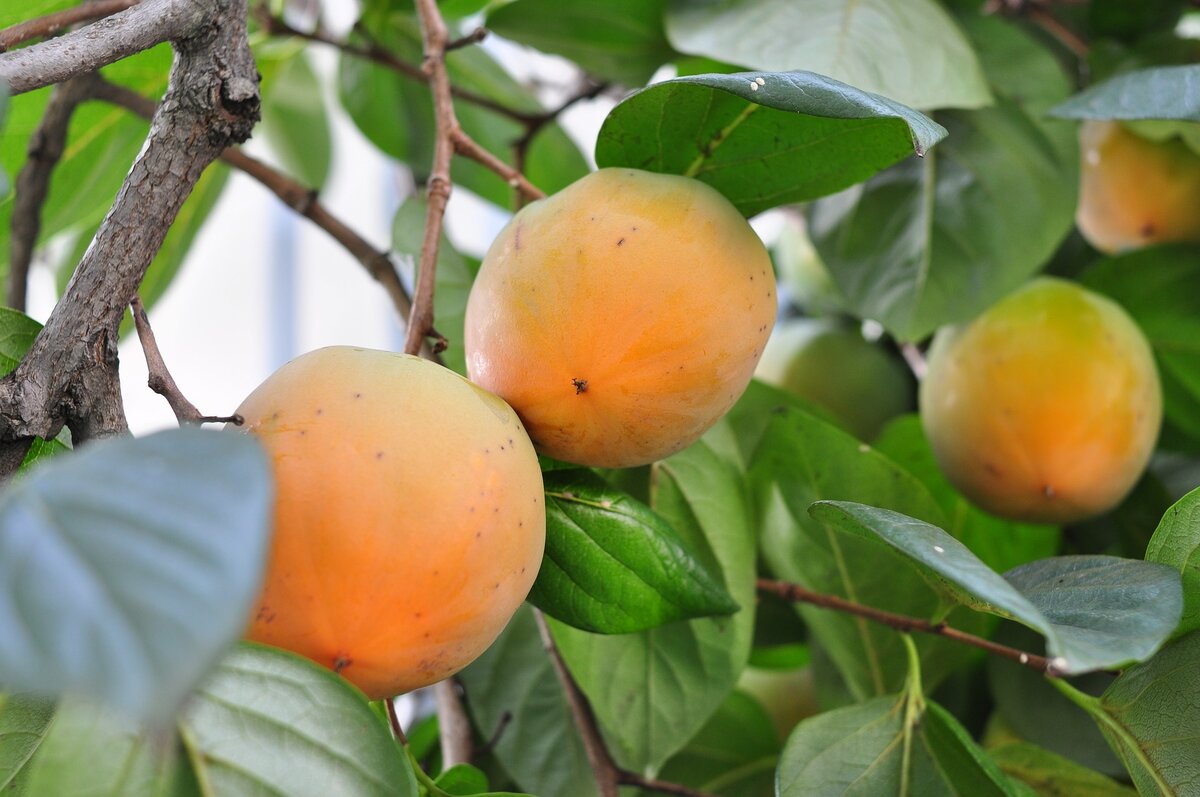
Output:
top-left (920, 278), bottom-right (1161, 524)
top-left (1076, 119), bottom-right (1200, 253)
top-left (231, 347), bottom-right (545, 699)
top-left (464, 168), bottom-right (776, 468)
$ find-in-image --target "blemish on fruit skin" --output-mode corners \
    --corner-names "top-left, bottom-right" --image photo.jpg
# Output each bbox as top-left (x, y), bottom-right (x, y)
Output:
top-left (572, 378), bottom-right (589, 394)
top-left (376, 451), bottom-right (385, 460)
top-left (333, 655), bottom-right (352, 673)
top-left (617, 238), bottom-right (625, 246)
top-left (315, 408), bottom-right (323, 416)
top-left (353, 392), bottom-right (363, 399)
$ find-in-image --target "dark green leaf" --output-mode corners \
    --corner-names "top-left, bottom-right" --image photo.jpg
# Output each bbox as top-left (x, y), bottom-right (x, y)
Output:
top-left (751, 405), bottom-right (971, 699)
top-left (552, 431), bottom-right (757, 771)
top-left (665, 0), bottom-right (990, 111)
top-left (531, 469), bottom-right (738, 634)
top-left (812, 501), bottom-right (1183, 673)
top-left (595, 71), bottom-right (946, 217)
top-left (808, 96), bottom-right (1076, 341)
top-left (0, 694), bottom-right (54, 792)
top-left (778, 693), bottom-right (1018, 796)
top-left (0, 429), bottom-right (272, 723)
top-left (990, 743), bottom-right (1138, 797)
top-left (435, 764), bottom-right (489, 794)
top-left (873, 415), bottom-right (1060, 575)
top-left (392, 197), bottom-right (474, 374)
top-left (459, 606), bottom-right (599, 797)
top-left (652, 690), bottom-right (779, 797)
top-left (1145, 485), bottom-right (1200, 637)
top-left (1081, 245), bottom-right (1200, 451)
top-left (259, 52), bottom-right (333, 187)
top-left (487, 0), bottom-right (673, 86)
top-left (1050, 65), bottom-right (1200, 122)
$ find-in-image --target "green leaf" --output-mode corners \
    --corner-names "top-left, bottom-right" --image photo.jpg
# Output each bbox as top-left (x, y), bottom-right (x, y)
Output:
top-left (487, 0), bottom-right (673, 86)
top-left (0, 694), bottom-right (54, 792)
top-left (1050, 65), bottom-right (1200, 122)
top-left (392, 197), bottom-right (475, 374)
top-left (435, 764), bottom-right (490, 794)
top-left (989, 743), bottom-right (1138, 797)
top-left (1146, 485), bottom-right (1200, 637)
top-left (594, 71), bottom-right (946, 217)
top-left (665, 0), bottom-right (991, 112)
top-left (873, 415), bottom-right (1060, 576)
top-left (259, 52), bottom-right (333, 188)
top-left (552, 431), bottom-right (757, 771)
top-left (808, 96), bottom-right (1076, 341)
top-left (338, 12), bottom-right (587, 209)
top-left (459, 606), bottom-right (599, 797)
top-left (653, 689), bottom-right (779, 797)
top-left (750, 405), bottom-right (970, 699)
top-left (1081, 245), bottom-right (1200, 451)
top-left (531, 469), bottom-right (738, 634)
top-left (777, 694), bottom-right (1019, 796)
top-left (1058, 630), bottom-right (1200, 796)
top-left (0, 428), bottom-right (272, 723)
top-left (812, 501), bottom-right (1183, 673)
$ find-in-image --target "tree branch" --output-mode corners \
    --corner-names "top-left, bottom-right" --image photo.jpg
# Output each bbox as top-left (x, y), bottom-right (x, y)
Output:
top-left (8, 73), bottom-right (97, 311)
top-left (0, 0), bottom-right (140, 53)
top-left (130, 296), bottom-right (241, 425)
top-left (756, 578), bottom-right (1059, 675)
top-left (0, 0), bottom-right (259, 474)
top-left (434, 678), bottom-right (475, 768)
top-left (88, 77), bottom-right (436, 357)
top-left (0, 0), bottom-right (208, 95)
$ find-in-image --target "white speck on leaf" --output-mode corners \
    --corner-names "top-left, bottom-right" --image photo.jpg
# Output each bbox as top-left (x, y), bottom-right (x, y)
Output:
top-left (749, 82), bottom-right (758, 91)
top-left (933, 545), bottom-right (944, 554)
top-left (756, 77), bottom-right (765, 86)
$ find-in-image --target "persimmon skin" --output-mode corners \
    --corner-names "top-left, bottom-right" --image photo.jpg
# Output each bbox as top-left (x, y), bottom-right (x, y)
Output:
top-left (233, 347), bottom-right (545, 699)
top-left (921, 278), bottom-right (1161, 524)
top-left (1077, 120), bottom-right (1200, 254)
top-left (464, 168), bottom-right (776, 468)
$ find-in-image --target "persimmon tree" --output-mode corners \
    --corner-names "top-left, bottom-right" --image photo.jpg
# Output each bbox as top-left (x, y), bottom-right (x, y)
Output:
top-left (1, 1), bottom-right (1199, 796)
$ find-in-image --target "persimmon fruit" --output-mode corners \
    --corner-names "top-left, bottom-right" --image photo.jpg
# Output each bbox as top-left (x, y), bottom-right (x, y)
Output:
top-left (1076, 119), bottom-right (1200, 253)
top-left (755, 318), bottom-right (914, 441)
top-left (464, 168), bottom-right (776, 468)
top-left (232, 347), bottom-right (545, 698)
top-left (920, 278), bottom-right (1161, 524)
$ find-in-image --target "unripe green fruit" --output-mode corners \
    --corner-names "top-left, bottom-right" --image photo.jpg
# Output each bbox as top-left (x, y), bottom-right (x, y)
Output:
top-left (921, 278), bottom-right (1161, 524)
top-left (756, 318), bottom-right (915, 441)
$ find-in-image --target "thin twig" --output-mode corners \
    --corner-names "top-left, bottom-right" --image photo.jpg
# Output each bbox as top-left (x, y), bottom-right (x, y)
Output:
top-left (452, 129), bottom-right (545, 203)
top-left (385, 698), bottom-right (409, 746)
top-left (756, 578), bottom-right (1058, 675)
top-left (985, 0), bottom-right (1088, 58)
top-left (900, 343), bottom-right (926, 381)
top-left (477, 711), bottom-right (512, 755)
top-left (532, 609), bottom-right (620, 797)
top-left (0, 0), bottom-right (139, 52)
top-left (445, 26), bottom-right (487, 52)
top-left (434, 678), bottom-right (475, 767)
top-left (9, 73), bottom-right (97, 311)
top-left (617, 771), bottom-right (720, 797)
top-left (130, 296), bottom-right (241, 426)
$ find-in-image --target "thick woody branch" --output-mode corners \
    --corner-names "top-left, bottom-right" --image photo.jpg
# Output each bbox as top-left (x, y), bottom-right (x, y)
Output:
top-left (0, 0), bottom-right (207, 95)
top-left (8, 73), bottom-right (97, 311)
top-left (0, 0), bottom-right (259, 474)
top-left (757, 578), bottom-right (1057, 675)
top-left (130, 296), bottom-right (241, 426)
top-left (434, 679), bottom-right (475, 767)
top-left (0, 0), bottom-right (140, 53)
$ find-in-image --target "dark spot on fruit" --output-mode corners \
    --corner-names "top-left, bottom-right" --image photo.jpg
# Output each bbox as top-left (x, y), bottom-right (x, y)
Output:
top-left (572, 378), bottom-right (589, 394)
top-left (424, 632), bottom-right (431, 639)
top-left (299, 430), bottom-right (307, 437)
top-left (414, 612), bottom-right (422, 618)
top-left (1044, 484), bottom-right (1056, 498)
top-left (353, 392), bottom-right (363, 399)
top-left (315, 408), bottom-right (323, 416)
top-left (333, 655), bottom-right (352, 673)
top-left (617, 238), bottom-right (625, 246)
top-left (376, 451), bottom-right (384, 460)
top-left (983, 462), bottom-right (1002, 477)
top-left (1140, 222), bottom-right (1156, 238)
top-left (476, 531), bottom-right (482, 538)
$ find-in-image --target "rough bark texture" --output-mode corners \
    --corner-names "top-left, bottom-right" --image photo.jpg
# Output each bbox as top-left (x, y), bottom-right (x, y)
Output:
top-left (0, 0), bottom-right (259, 472)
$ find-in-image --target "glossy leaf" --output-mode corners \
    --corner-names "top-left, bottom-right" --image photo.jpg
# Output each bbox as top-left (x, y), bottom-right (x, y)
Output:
top-left (665, 0), bottom-right (990, 111)
top-left (873, 415), bottom-right (1059, 576)
top-left (1145, 485), bottom-right (1200, 637)
top-left (0, 694), bottom-right (54, 792)
top-left (459, 606), bottom-right (599, 797)
top-left (0, 429), bottom-right (272, 723)
top-left (989, 743), bottom-right (1137, 797)
top-left (392, 197), bottom-right (475, 374)
top-left (750, 405), bottom-right (972, 699)
top-left (1050, 65), bottom-right (1200, 122)
top-left (259, 52), bottom-right (333, 188)
top-left (595, 70), bottom-right (946, 217)
top-left (552, 431), bottom-right (757, 771)
top-left (777, 696), bottom-right (1018, 796)
top-left (813, 501), bottom-right (1183, 673)
top-left (808, 96), bottom-right (1075, 341)
top-left (487, 0), bottom-right (673, 86)
top-left (531, 469), bottom-right (738, 634)
top-left (1081, 245), bottom-right (1200, 450)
